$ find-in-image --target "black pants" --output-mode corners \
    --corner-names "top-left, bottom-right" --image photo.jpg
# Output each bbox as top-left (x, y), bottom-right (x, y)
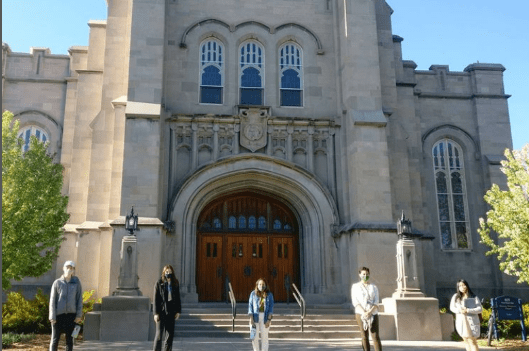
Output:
top-left (355, 314), bottom-right (382, 351)
top-left (153, 314), bottom-right (176, 351)
top-left (50, 313), bottom-right (76, 351)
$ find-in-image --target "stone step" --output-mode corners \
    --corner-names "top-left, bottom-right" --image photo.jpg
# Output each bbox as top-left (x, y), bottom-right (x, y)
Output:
top-left (174, 329), bottom-right (361, 339)
top-left (174, 304), bottom-right (360, 339)
top-left (179, 314), bottom-right (356, 321)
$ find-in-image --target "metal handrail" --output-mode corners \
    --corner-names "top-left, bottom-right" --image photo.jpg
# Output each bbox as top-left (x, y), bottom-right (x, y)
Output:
top-left (291, 283), bottom-right (306, 332)
top-left (228, 282), bottom-right (237, 332)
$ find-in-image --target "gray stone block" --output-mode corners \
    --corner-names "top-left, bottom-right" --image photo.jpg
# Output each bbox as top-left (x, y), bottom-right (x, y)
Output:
top-left (83, 311), bottom-right (101, 340)
top-left (96, 296), bottom-right (151, 341)
top-left (440, 313), bottom-right (455, 341)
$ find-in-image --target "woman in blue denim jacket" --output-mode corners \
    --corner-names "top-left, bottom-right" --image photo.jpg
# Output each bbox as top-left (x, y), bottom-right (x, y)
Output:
top-left (248, 278), bottom-right (274, 351)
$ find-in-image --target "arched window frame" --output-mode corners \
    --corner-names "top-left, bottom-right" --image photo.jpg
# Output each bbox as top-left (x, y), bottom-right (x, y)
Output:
top-left (432, 139), bottom-right (471, 250)
top-left (239, 40), bottom-right (264, 106)
top-left (279, 42), bottom-right (303, 107)
top-left (199, 38), bottom-right (224, 105)
top-left (18, 125), bottom-right (49, 152)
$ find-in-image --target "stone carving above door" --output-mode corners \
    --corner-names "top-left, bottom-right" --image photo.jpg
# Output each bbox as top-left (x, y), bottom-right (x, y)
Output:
top-left (239, 107), bottom-right (269, 152)
top-left (167, 113), bottom-right (339, 201)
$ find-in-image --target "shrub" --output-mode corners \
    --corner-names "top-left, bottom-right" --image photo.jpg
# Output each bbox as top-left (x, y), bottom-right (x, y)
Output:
top-left (2, 288), bottom-right (102, 334)
top-left (81, 290), bottom-right (102, 326)
top-left (2, 289), bottom-right (50, 334)
top-left (1, 332), bottom-right (36, 348)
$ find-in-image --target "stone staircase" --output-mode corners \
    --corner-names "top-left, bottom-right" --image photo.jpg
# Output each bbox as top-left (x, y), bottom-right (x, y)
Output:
top-left (175, 303), bottom-right (361, 339)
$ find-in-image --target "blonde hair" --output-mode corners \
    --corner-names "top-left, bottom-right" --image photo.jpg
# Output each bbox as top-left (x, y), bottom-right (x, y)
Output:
top-left (254, 278), bottom-right (270, 298)
top-left (161, 265), bottom-right (179, 287)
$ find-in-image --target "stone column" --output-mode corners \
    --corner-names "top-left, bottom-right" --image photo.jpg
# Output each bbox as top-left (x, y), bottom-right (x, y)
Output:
top-left (113, 235), bottom-right (141, 296)
top-left (213, 123), bottom-right (219, 161)
top-left (307, 125), bottom-right (314, 172)
top-left (392, 238), bottom-right (423, 298)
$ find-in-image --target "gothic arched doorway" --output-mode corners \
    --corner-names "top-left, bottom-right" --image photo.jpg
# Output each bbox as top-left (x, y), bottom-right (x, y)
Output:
top-left (196, 191), bottom-right (300, 302)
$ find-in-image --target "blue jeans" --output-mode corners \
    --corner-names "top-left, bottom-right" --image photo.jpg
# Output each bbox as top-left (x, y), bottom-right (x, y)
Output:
top-left (50, 313), bottom-right (76, 351)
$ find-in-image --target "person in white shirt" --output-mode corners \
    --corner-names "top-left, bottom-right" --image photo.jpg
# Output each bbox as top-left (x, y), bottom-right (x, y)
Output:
top-left (450, 279), bottom-right (481, 351)
top-left (351, 267), bottom-right (382, 351)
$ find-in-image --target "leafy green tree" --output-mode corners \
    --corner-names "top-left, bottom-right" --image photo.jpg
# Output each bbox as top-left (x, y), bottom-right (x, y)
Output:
top-left (2, 111), bottom-right (69, 291)
top-left (479, 144), bottom-right (529, 284)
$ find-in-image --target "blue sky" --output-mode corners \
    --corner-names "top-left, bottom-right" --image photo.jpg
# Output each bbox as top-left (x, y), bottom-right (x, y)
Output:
top-left (3, 0), bottom-right (527, 150)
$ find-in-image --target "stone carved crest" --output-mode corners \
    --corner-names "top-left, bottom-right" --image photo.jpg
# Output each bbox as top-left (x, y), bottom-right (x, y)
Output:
top-left (239, 107), bottom-right (268, 152)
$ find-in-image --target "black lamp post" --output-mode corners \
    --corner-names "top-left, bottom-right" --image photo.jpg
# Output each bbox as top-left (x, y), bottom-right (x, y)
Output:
top-left (397, 211), bottom-right (413, 239)
top-left (125, 206), bottom-right (138, 235)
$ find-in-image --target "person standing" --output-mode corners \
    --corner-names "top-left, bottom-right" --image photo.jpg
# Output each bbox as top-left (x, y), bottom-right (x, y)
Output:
top-left (351, 267), bottom-right (382, 351)
top-left (49, 260), bottom-right (83, 351)
top-left (248, 278), bottom-right (274, 351)
top-left (450, 279), bottom-right (482, 351)
top-left (153, 265), bottom-right (181, 351)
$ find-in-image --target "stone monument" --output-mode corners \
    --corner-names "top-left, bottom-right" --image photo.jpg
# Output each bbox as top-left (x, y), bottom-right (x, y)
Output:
top-left (84, 208), bottom-right (153, 341)
top-left (382, 212), bottom-right (447, 341)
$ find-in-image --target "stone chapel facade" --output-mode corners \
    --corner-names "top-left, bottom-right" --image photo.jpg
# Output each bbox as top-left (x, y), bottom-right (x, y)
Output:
top-left (2, 0), bottom-right (524, 306)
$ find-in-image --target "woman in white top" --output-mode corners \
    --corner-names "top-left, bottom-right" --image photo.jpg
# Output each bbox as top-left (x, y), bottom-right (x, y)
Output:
top-left (351, 267), bottom-right (382, 351)
top-left (450, 279), bottom-right (482, 351)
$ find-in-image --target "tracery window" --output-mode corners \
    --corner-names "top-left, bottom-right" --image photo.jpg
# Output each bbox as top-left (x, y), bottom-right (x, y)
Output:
top-left (200, 39), bottom-right (224, 104)
top-left (18, 126), bottom-right (48, 152)
top-left (432, 139), bottom-right (470, 250)
top-left (279, 43), bottom-right (303, 107)
top-left (239, 41), bottom-right (264, 105)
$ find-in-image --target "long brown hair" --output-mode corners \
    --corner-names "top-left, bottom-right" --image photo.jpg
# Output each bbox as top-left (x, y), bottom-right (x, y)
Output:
top-left (161, 264), bottom-right (179, 287)
top-left (254, 278), bottom-right (270, 298)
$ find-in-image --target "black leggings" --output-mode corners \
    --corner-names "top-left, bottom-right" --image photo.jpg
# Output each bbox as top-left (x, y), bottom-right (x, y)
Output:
top-left (50, 313), bottom-right (76, 351)
top-left (153, 314), bottom-right (176, 351)
top-left (355, 314), bottom-right (382, 351)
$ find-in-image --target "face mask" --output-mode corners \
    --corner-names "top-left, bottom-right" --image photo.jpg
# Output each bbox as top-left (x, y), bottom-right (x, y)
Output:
top-left (362, 275), bottom-right (369, 282)
top-left (258, 285), bottom-right (265, 291)
top-left (64, 267), bottom-right (74, 278)
top-left (165, 273), bottom-right (173, 279)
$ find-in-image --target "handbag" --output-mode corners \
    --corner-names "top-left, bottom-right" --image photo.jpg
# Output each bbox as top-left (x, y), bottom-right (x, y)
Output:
top-left (250, 324), bottom-right (257, 340)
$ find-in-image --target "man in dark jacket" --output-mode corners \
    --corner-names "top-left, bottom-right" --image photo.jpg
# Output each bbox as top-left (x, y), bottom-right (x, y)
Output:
top-left (153, 265), bottom-right (181, 351)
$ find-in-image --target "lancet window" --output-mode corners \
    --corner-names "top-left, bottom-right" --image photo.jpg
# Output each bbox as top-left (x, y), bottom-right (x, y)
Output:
top-left (200, 39), bottom-right (224, 104)
top-left (432, 139), bottom-right (470, 249)
top-left (279, 43), bottom-right (303, 107)
top-left (239, 41), bottom-right (264, 105)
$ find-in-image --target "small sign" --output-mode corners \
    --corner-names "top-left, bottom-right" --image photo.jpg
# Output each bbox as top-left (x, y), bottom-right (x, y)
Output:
top-left (489, 296), bottom-right (527, 343)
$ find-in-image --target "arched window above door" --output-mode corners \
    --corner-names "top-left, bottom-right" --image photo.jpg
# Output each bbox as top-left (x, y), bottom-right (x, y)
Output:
top-left (239, 41), bottom-right (264, 106)
top-left (200, 38), bottom-right (224, 104)
top-left (197, 192), bottom-right (296, 233)
top-left (279, 42), bottom-right (303, 107)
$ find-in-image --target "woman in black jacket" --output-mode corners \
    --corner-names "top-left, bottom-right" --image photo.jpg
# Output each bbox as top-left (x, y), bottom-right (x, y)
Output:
top-left (153, 265), bottom-right (181, 351)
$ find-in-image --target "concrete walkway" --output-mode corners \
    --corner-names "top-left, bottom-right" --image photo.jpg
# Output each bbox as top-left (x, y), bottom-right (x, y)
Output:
top-left (74, 338), bottom-right (494, 351)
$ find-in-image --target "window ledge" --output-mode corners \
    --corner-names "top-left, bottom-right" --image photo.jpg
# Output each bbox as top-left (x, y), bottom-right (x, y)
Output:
top-left (441, 249), bottom-right (473, 253)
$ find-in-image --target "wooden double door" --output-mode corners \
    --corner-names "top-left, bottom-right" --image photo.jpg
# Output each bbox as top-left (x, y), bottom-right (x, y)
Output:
top-left (197, 233), bottom-right (298, 302)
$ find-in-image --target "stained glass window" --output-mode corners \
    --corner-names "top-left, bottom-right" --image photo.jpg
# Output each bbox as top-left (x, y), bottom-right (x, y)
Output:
top-left (248, 216), bottom-right (256, 229)
top-left (433, 139), bottom-right (470, 249)
top-left (279, 43), bottom-right (303, 107)
top-left (228, 216), bottom-right (237, 229)
top-left (240, 41), bottom-right (264, 105)
top-left (200, 39), bottom-right (224, 104)
top-left (258, 216), bottom-right (266, 229)
top-left (238, 216), bottom-right (246, 229)
top-left (213, 217), bottom-right (222, 229)
top-left (18, 126), bottom-right (48, 152)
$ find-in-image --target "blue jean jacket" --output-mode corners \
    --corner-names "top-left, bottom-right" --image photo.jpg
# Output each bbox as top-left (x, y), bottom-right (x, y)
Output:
top-left (248, 290), bottom-right (274, 323)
